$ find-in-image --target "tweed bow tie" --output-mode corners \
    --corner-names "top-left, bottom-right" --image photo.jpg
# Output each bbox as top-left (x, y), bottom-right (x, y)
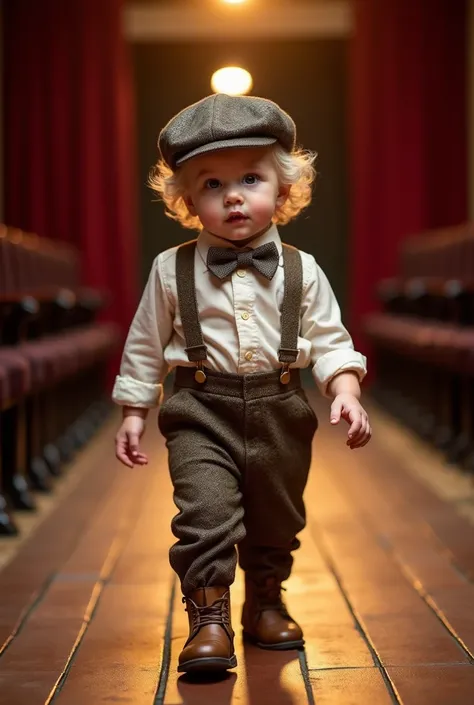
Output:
top-left (206, 241), bottom-right (279, 280)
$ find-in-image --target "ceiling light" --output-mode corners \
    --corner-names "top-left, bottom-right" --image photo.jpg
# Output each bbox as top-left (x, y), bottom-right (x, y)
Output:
top-left (211, 67), bottom-right (253, 96)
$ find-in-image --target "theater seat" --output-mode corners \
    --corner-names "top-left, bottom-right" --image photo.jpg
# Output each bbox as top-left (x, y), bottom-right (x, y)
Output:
top-left (0, 350), bottom-right (31, 404)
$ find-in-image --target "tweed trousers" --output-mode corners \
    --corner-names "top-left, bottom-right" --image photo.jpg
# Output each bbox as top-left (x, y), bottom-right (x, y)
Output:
top-left (158, 367), bottom-right (318, 595)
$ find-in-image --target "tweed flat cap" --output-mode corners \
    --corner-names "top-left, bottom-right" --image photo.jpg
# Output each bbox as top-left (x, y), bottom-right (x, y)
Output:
top-left (158, 94), bottom-right (296, 169)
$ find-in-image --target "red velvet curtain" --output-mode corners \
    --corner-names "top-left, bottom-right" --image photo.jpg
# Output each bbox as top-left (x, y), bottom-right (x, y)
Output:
top-left (348, 0), bottom-right (468, 350)
top-left (3, 0), bottom-right (139, 336)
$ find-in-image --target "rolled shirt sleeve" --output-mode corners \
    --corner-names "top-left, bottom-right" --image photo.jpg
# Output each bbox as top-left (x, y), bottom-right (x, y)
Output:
top-left (112, 255), bottom-right (173, 408)
top-left (300, 257), bottom-right (367, 396)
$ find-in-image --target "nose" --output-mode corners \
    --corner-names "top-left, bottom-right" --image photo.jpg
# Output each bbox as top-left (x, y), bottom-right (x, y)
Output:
top-left (224, 188), bottom-right (244, 206)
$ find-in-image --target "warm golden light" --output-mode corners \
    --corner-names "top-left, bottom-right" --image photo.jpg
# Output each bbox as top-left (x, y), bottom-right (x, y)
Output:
top-left (222, 0), bottom-right (248, 4)
top-left (211, 67), bottom-right (253, 96)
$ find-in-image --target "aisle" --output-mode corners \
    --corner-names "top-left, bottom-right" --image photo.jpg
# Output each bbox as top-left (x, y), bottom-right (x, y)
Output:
top-left (1, 398), bottom-right (474, 704)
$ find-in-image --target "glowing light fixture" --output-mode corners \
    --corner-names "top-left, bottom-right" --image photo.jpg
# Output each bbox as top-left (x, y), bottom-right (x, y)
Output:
top-left (211, 67), bottom-right (253, 96)
top-left (222, 0), bottom-right (248, 4)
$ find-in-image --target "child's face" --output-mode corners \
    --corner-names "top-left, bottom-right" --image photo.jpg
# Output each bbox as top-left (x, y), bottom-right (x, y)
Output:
top-left (182, 147), bottom-right (289, 243)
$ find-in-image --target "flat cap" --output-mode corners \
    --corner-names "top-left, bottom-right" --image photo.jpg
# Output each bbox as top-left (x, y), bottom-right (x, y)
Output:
top-left (158, 93), bottom-right (296, 170)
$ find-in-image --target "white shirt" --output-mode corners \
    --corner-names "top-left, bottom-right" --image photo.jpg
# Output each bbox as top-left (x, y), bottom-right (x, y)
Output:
top-left (112, 224), bottom-right (367, 408)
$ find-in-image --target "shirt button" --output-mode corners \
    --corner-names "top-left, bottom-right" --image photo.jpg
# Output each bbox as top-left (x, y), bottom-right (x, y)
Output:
top-left (244, 351), bottom-right (254, 361)
top-left (241, 312), bottom-right (250, 320)
top-left (236, 269), bottom-right (246, 278)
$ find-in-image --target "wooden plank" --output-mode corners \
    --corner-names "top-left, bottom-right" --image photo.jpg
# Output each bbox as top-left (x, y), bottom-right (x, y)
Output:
top-left (50, 434), bottom-right (175, 704)
top-left (0, 670), bottom-right (61, 703)
top-left (323, 405), bottom-right (474, 580)
top-left (111, 444), bottom-right (175, 588)
top-left (0, 436), bottom-right (151, 703)
top-left (0, 424), bottom-right (119, 650)
top-left (52, 579), bottom-right (171, 703)
top-left (388, 665), bottom-right (474, 705)
top-left (0, 418), bottom-right (162, 703)
top-left (287, 527), bottom-right (375, 671)
top-left (0, 448), bottom-right (99, 572)
top-left (318, 435), bottom-right (474, 658)
top-left (309, 668), bottom-right (395, 705)
top-left (0, 668), bottom-right (159, 705)
top-left (306, 465), bottom-right (469, 667)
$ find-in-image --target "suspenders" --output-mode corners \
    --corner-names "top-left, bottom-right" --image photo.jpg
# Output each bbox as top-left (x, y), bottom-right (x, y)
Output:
top-left (278, 245), bottom-right (303, 383)
top-left (175, 240), bottom-right (303, 385)
top-left (176, 242), bottom-right (209, 382)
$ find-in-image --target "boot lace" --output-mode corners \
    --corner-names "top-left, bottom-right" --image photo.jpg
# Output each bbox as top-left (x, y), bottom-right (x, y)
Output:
top-left (183, 595), bottom-right (230, 628)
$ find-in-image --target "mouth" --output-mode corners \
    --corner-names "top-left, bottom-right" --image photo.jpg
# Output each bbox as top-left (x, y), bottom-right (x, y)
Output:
top-left (225, 212), bottom-right (249, 224)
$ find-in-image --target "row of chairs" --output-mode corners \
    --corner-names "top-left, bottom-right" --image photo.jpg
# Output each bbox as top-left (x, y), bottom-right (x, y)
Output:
top-left (365, 222), bottom-right (474, 470)
top-left (0, 225), bottom-right (120, 535)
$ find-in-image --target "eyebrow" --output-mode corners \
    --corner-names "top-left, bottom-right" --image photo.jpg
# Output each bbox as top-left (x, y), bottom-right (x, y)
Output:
top-left (195, 169), bottom-right (214, 180)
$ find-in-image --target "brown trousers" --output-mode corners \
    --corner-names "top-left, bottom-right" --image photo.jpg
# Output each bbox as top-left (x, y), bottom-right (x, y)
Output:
top-left (158, 366), bottom-right (317, 595)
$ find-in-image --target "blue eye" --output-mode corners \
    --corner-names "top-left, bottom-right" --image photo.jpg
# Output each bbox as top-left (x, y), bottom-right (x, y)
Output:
top-left (205, 178), bottom-right (221, 189)
top-left (243, 174), bottom-right (259, 185)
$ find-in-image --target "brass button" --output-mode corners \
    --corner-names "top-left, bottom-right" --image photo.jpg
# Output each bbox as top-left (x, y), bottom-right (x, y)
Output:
top-left (195, 369), bottom-right (207, 383)
top-left (241, 312), bottom-right (250, 320)
top-left (244, 351), bottom-right (254, 361)
top-left (236, 269), bottom-right (246, 278)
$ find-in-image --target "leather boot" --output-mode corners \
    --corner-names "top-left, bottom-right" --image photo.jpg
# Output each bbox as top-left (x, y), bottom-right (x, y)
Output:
top-left (242, 576), bottom-right (304, 650)
top-left (178, 586), bottom-right (237, 673)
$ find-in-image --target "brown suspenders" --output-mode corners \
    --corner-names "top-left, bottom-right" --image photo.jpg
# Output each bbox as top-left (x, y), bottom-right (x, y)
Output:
top-left (175, 240), bottom-right (303, 384)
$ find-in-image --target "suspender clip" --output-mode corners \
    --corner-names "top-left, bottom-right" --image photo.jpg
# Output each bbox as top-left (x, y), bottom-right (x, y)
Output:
top-left (194, 361), bottom-right (207, 384)
top-left (280, 363), bottom-right (291, 385)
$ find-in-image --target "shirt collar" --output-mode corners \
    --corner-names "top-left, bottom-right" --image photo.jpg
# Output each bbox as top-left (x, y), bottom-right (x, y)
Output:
top-left (196, 223), bottom-right (283, 266)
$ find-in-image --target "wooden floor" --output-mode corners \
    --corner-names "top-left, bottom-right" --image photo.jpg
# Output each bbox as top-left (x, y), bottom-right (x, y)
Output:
top-left (1, 394), bottom-right (474, 704)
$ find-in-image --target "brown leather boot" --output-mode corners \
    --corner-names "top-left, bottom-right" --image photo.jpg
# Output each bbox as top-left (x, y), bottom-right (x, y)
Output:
top-left (178, 586), bottom-right (237, 673)
top-left (242, 576), bottom-right (304, 650)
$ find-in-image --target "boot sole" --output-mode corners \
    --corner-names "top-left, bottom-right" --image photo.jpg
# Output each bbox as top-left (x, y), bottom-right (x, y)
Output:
top-left (178, 655), bottom-right (237, 673)
top-left (243, 631), bottom-right (305, 651)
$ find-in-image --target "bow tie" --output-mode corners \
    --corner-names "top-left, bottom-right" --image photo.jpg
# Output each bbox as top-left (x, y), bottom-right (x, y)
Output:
top-left (206, 241), bottom-right (280, 280)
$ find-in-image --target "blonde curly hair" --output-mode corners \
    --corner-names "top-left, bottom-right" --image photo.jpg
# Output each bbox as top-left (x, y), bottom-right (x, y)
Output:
top-left (148, 144), bottom-right (317, 231)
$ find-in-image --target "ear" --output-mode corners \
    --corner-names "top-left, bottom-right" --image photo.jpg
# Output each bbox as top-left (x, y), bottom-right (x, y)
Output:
top-left (276, 184), bottom-right (291, 208)
top-left (183, 193), bottom-right (197, 216)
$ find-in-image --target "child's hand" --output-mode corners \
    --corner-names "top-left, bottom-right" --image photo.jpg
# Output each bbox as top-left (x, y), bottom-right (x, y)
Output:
top-left (330, 393), bottom-right (372, 449)
top-left (115, 412), bottom-right (149, 467)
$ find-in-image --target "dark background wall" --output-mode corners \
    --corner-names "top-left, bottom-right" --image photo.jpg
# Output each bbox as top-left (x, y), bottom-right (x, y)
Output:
top-left (133, 38), bottom-right (350, 313)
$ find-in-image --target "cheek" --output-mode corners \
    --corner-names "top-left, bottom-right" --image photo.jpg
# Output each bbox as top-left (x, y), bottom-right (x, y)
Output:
top-left (249, 186), bottom-right (278, 214)
top-left (194, 192), bottom-right (222, 221)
